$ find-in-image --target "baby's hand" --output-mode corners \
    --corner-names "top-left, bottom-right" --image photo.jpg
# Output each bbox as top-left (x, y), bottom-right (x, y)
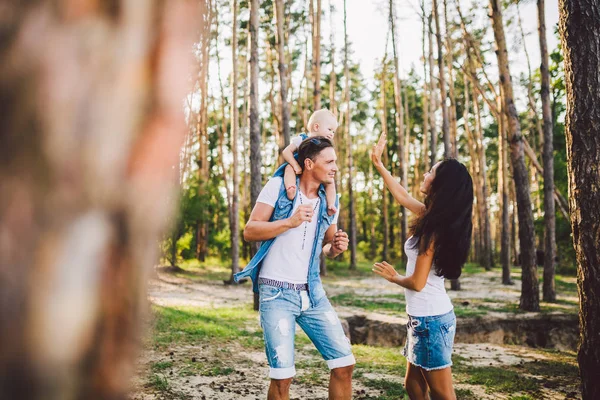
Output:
top-left (293, 165), bottom-right (302, 175)
top-left (327, 204), bottom-right (338, 216)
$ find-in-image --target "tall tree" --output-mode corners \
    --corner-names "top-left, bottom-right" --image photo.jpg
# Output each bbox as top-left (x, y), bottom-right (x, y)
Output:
top-left (498, 90), bottom-right (512, 285)
top-left (380, 62), bottom-right (390, 262)
top-left (558, 1), bottom-right (600, 397)
top-left (432, 0), bottom-right (451, 158)
top-left (428, 14), bottom-right (438, 167)
top-left (537, 0), bottom-right (557, 302)
top-left (389, 0), bottom-right (408, 257)
top-left (0, 0), bottom-right (201, 397)
top-left (249, 0), bottom-right (262, 310)
top-left (275, 0), bottom-right (291, 148)
top-left (490, 0), bottom-right (538, 310)
top-left (343, 0), bottom-right (357, 270)
top-left (443, 0), bottom-right (458, 157)
top-left (312, 0), bottom-right (322, 110)
top-left (229, 0), bottom-right (241, 281)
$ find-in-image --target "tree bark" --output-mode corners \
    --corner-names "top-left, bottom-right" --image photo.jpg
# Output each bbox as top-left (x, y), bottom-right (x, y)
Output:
top-left (0, 0), bottom-right (201, 397)
top-left (312, 0), bottom-right (322, 110)
top-left (537, 0), bottom-right (557, 302)
top-left (249, 0), bottom-right (262, 310)
top-left (275, 0), bottom-right (291, 148)
top-left (343, 0), bottom-right (357, 270)
top-left (558, 1), bottom-right (600, 397)
top-left (432, 0), bottom-right (451, 158)
top-left (428, 14), bottom-right (438, 167)
top-left (380, 62), bottom-right (390, 262)
top-left (490, 0), bottom-right (538, 311)
top-left (389, 0), bottom-right (408, 260)
top-left (228, 0), bottom-right (241, 281)
top-left (498, 92), bottom-right (513, 285)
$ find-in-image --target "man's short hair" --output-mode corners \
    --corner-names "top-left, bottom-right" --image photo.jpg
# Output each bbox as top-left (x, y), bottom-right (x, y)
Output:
top-left (297, 136), bottom-right (334, 171)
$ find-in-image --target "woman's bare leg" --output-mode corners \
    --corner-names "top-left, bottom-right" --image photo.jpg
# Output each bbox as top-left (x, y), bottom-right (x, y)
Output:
top-left (421, 367), bottom-right (456, 400)
top-left (405, 361), bottom-right (429, 400)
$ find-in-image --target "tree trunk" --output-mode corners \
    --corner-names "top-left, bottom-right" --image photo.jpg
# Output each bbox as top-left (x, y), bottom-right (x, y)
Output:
top-left (228, 0), bottom-right (241, 282)
top-left (432, 0), bottom-right (451, 158)
top-left (275, 0), bottom-right (291, 148)
top-left (249, 0), bottom-right (262, 310)
top-left (421, 0), bottom-right (430, 174)
top-left (312, 0), bottom-right (322, 110)
top-left (390, 0), bottom-right (408, 260)
top-left (0, 0), bottom-right (201, 397)
top-left (443, 0), bottom-right (458, 158)
top-left (490, 0), bottom-right (538, 311)
top-left (558, 1), bottom-right (600, 397)
top-left (428, 14), bottom-right (438, 167)
top-left (537, 0), bottom-right (557, 303)
top-left (343, 0), bottom-right (357, 270)
top-left (380, 62), bottom-right (390, 262)
top-left (498, 93), bottom-right (513, 285)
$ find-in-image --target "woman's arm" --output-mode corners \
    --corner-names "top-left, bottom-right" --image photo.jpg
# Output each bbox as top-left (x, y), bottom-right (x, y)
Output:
top-left (372, 241), bottom-right (435, 292)
top-left (371, 132), bottom-right (425, 215)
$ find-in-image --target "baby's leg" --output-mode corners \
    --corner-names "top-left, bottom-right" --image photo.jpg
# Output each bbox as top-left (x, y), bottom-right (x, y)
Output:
top-left (284, 164), bottom-right (298, 200)
top-left (325, 182), bottom-right (337, 216)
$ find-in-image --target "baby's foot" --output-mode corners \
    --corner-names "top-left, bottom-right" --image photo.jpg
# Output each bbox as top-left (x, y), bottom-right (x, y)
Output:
top-left (327, 204), bottom-right (338, 216)
top-left (286, 185), bottom-right (297, 200)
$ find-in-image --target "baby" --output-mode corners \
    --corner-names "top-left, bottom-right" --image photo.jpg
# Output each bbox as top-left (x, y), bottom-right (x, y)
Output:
top-left (279, 109), bottom-right (338, 216)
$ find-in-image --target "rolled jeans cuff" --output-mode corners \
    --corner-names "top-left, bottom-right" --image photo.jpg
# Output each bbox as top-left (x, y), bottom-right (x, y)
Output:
top-left (326, 354), bottom-right (356, 370)
top-left (269, 366), bottom-right (296, 379)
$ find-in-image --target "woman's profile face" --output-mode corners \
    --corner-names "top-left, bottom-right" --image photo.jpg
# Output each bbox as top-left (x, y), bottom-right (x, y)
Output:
top-left (420, 162), bottom-right (440, 194)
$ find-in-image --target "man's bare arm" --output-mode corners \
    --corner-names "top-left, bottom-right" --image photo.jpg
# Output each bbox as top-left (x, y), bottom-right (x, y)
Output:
top-left (243, 202), bottom-right (315, 242)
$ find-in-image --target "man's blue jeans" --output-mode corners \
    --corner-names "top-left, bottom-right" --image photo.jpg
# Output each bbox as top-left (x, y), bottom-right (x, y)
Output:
top-left (259, 284), bottom-right (356, 379)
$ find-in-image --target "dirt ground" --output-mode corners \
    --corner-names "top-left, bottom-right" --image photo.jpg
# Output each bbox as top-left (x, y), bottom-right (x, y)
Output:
top-left (129, 268), bottom-right (581, 400)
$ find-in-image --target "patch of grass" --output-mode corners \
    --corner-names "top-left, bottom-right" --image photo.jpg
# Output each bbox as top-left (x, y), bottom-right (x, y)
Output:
top-left (151, 361), bottom-right (173, 372)
top-left (330, 293), bottom-right (404, 312)
top-left (151, 304), bottom-right (262, 349)
top-left (521, 359), bottom-right (578, 378)
top-left (462, 263), bottom-right (487, 275)
top-left (508, 395), bottom-right (535, 400)
top-left (455, 364), bottom-right (540, 395)
top-left (362, 378), bottom-right (407, 399)
top-left (146, 373), bottom-right (171, 392)
top-left (324, 259), bottom-right (375, 279)
top-left (352, 345), bottom-right (406, 375)
top-left (455, 388), bottom-right (477, 399)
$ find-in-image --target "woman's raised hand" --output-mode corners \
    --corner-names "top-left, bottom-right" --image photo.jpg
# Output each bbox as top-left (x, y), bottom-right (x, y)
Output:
top-left (371, 132), bottom-right (386, 168)
top-left (372, 261), bottom-right (399, 283)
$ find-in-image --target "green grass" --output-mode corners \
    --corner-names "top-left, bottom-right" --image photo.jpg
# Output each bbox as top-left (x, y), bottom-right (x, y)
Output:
top-left (146, 373), bottom-right (171, 392)
top-left (151, 304), bottom-right (262, 349)
top-left (151, 361), bottom-right (173, 372)
top-left (362, 378), bottom-right (407, 399)
top-left (353, 345), bottom-right (407, 375)
top-left (330, 293), bottom-right (405, 312)
top-left (453, 356), bottom-right (541, 395)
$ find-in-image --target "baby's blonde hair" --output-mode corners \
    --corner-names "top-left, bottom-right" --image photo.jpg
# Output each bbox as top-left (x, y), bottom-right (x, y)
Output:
top-left (307, 109), bottom-right (337, 132)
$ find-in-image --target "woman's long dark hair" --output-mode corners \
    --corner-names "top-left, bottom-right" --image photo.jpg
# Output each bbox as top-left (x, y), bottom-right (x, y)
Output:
top-left (410, 158), bottom-right (474, 279)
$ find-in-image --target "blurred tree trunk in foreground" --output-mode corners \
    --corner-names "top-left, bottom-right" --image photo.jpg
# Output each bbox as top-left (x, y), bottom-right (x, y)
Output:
top-left (558, 1), bottom-right (600, 398)
top-left (0, 1), bottom-right (203, 398)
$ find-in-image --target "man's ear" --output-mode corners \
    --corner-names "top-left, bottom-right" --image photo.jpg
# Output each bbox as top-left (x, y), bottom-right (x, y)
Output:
top-left (304, 158), bottom-right (314, 170)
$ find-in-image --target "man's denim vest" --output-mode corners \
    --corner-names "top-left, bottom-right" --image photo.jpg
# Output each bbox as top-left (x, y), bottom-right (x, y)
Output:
top-left (233, 175), bottom-right (338, 307)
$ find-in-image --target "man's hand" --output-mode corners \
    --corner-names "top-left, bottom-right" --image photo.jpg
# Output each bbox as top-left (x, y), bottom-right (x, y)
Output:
top-left (329, 229), bottom-right (349, 256)
top-left (288, 204), bottom-right (315, 228)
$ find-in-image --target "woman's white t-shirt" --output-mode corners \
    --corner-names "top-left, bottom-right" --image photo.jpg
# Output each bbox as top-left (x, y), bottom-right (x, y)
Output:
top-left (404, 236), bottom-right (453, 317)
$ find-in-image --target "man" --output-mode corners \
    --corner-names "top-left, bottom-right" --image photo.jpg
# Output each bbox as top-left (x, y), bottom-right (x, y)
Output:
top-left (234, 137), bottom-right (355, 400)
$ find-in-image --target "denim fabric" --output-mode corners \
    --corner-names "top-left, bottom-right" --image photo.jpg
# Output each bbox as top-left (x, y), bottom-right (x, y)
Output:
top-left (233, 176), bottom-right (338, 307)
top-left (402, 309), bottom-right (456, 371)
top-left (259, 284), bottom-right (355, 379)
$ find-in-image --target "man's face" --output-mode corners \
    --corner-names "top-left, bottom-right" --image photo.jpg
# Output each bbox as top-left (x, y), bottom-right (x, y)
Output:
top-left (307, 147), bottom-right (338, 184)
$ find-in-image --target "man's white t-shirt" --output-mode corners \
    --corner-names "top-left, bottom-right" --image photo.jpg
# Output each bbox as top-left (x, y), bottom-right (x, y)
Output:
top-left (257, 177), bottom-right (339, 284)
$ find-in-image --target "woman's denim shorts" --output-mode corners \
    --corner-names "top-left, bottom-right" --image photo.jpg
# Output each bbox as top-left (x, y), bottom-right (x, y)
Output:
top-left (402, 309), bottom-right (456, 371)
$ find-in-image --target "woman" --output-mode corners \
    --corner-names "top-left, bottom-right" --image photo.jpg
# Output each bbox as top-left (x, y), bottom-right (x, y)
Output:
top-left (370, 132), bottom-right (473, 400)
